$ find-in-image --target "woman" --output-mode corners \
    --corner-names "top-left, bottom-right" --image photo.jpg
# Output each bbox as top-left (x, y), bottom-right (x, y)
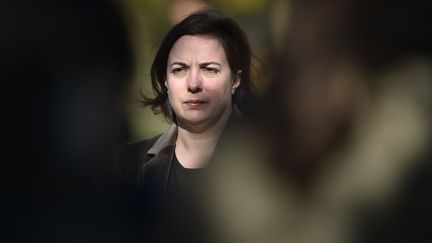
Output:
top-left (120, 9), bottom-right (256, 197)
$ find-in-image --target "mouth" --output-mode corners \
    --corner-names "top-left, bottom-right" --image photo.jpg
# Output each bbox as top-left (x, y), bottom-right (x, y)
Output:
top-left (184, 99), bottom-right (207, 108)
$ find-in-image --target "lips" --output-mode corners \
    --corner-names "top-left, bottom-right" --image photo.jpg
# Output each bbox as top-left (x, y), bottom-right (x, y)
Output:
top-left (184, 99), bottom-right (207, 108)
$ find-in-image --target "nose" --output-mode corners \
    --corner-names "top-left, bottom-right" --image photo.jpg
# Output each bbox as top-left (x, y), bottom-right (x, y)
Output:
top-left (187, 68), bottom-right (202, 93)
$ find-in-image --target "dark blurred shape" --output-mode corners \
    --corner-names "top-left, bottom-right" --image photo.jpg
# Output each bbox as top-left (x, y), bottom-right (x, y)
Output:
top-left (263, 0), bottom-right (432, 241)
top-left (265, 0), bottom-right (432, 189)
top-left (2, 1), bottom-right (139, 242)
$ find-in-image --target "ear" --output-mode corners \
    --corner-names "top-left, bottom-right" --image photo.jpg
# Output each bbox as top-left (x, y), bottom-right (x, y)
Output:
top-left (164, 80), bottom-right (168, 93)
top-left (231, 70), bottom-right (241, 94)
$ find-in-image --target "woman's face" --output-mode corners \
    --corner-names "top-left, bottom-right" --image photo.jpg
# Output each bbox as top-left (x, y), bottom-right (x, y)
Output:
top-left (166, 35), bottom-right (240, 129)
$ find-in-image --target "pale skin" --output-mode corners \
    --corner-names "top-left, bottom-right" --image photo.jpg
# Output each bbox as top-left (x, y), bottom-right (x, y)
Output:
top-left (165, 35), bottom-right (241, 169)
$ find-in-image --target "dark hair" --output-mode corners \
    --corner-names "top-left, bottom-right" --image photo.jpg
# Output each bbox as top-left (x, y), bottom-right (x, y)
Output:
top-left (142, 9), bottom-right (257, 122)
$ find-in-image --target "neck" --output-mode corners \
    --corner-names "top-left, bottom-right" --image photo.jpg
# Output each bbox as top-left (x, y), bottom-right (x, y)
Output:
top-left (175, 107), bottom-right (232, 169)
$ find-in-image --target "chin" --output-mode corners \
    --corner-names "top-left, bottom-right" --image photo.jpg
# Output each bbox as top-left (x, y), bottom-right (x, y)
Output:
top-left (182, 115), bottom-right (210, 125)
top-left (176, 111), bottom-right (213, 126)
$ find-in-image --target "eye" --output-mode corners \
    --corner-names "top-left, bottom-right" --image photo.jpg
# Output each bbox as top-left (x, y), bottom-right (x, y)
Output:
top-left (202, 67), bottom-right (220, 74)
top-left (171, 67), bottom-right (187, 75)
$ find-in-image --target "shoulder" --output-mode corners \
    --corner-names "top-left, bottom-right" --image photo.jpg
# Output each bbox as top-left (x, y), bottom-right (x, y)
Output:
top-left (117, 125), bottom-right (177, 188)
top-left (117, 134), bottom-right (162, 185)
top-left (122, 135), bottom-right (162, 155)
top-left (120, 134), bottom-right (162, 164)
top-left (122, 124), bottom-right (177, 158)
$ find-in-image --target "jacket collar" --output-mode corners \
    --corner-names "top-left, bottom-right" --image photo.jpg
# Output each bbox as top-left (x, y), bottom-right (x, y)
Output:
top-left (147, 124), bottom-right (177, 156)
top-left (141, 124), bottom-right (177, 194)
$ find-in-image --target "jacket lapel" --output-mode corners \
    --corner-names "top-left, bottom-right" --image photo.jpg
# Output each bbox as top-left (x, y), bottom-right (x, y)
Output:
top-left (141, 124), bottom-right (177, 193)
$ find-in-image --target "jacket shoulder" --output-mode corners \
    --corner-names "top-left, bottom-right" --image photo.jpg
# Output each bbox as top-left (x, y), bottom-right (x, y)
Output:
top-left (117, 134), bottom-right (162, 186)
top-left (121, 135), bottom-right (162, 160)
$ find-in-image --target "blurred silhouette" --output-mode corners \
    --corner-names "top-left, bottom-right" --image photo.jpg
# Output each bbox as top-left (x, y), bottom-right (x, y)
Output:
top-left (2, 1), bottom-right (142, 242)
top-left (263, 0), bottom-right (432, 189)
top-left (201, 0), bottom-right (432, 243)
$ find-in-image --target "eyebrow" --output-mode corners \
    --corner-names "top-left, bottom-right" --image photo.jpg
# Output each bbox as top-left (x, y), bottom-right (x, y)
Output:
top-left (169, 61), bottom-right (221, 67)
top-left (169, 62), bottom-right (188, 67)
top-left (200, 62), bottom-right (221, 67)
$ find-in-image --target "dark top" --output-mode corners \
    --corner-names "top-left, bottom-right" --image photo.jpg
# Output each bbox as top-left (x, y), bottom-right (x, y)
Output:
top-left (167, 152), bottom-right (205, 197)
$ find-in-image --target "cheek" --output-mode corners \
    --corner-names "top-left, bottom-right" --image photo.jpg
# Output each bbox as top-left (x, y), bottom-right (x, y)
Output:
top-left (207, 82), bottom-right (233, 103)
top-left (166, 80), bottom-right (183, 97)
top-left (208, 75), bottom-right (233, 96)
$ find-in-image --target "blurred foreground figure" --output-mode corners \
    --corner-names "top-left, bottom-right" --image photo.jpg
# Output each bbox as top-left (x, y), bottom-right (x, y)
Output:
top-left (2, 1), bottom-right (140, 242)
top-left (201, 0), bottom-right (432, 242)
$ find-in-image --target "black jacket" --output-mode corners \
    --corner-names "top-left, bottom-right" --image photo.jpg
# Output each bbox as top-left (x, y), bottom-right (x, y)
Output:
top-left (120, 124), bottom-right (177, 196)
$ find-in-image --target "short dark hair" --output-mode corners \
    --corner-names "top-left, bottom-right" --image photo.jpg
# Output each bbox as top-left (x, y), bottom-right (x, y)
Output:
top-left (141, 9), bottom-right (257, 122)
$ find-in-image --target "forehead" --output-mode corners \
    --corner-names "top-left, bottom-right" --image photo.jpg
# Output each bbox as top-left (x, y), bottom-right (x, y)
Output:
top-left (168, 35), bottom-right (228, 63)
